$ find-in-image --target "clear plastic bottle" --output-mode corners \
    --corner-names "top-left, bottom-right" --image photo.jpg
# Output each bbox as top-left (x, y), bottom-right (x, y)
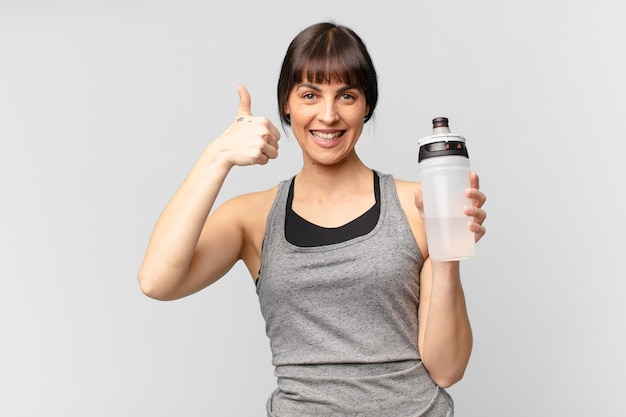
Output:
top-left (418, 117), bottom-right (475, 261)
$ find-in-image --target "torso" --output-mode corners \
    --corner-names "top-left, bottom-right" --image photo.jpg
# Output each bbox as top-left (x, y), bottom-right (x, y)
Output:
top-left (237, 177), bottom-right (428, 281)
top-left (256, 173), bottom-right (434, 416)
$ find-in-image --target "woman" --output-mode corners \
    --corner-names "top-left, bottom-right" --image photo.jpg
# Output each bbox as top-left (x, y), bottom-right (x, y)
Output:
top-left (138, 22), bottom-right (487, 417)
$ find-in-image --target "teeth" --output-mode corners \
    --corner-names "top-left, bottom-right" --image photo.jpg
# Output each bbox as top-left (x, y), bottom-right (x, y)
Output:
top-left (312, 131), bottom-right (342, 140)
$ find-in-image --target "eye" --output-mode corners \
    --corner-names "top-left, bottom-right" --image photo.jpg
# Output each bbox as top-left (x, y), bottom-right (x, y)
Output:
top-left (302, 92), bottom-right (316, 100)
top-left (341, 93), bottom-right (356, 101)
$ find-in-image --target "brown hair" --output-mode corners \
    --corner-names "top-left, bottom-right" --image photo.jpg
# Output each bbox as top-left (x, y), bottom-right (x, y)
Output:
top-left (277, 22), bottom-right (378, 126)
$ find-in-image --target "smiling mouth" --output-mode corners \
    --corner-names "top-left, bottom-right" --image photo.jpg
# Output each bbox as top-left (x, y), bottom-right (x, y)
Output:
top-left (311, 130), bottom-right (345, 141)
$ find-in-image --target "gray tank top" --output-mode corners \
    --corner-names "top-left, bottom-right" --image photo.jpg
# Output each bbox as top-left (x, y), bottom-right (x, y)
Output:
top-left (257, 172), bottom-right (453, 416)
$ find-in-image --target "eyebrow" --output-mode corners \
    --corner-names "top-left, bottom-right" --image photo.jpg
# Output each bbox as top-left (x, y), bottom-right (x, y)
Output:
top-left (296, 83), bottom-right (359, 93)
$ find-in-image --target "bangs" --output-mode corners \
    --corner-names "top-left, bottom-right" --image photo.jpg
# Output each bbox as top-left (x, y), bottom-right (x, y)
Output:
top-left (298, 31), bottom-right (369, 89)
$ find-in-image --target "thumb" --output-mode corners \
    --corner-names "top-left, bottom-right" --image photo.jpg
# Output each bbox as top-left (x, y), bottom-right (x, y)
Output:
top-left (236, 84), bottom-right (252, 116)
top-left (414, 186), bottom-right (425, 217)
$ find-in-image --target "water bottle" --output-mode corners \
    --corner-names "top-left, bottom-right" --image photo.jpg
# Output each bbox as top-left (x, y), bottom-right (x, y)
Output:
top-left (418, 117), bottom-right (474, 261)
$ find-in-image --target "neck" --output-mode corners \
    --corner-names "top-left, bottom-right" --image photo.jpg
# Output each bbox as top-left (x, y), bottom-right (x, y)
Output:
top-left (295, 153), bottom-right (372, 198)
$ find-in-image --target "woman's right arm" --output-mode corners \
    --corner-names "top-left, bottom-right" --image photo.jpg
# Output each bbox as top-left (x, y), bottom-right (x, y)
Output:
top-left (137, 85), bottom-right (280, 301)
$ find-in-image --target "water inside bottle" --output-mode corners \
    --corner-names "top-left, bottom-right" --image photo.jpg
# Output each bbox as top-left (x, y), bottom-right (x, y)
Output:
top-left (425, 216), bottom-right (475, 261)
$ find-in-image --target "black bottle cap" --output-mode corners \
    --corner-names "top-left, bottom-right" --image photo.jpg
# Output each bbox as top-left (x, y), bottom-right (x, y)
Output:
top-left (418, 140), bottom-right (469, 162)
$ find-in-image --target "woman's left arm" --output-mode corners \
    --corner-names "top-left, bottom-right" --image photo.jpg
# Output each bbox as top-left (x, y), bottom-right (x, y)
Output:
top-left (415, 172), bottom-right (487, 388)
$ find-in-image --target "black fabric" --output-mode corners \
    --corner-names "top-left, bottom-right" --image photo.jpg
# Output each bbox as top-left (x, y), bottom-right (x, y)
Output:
top-left (285, 171), bottom-right (381, 247)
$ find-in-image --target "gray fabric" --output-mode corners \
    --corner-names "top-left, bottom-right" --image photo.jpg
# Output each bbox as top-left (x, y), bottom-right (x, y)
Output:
top-left (257, 172), bottom-right (453, 416)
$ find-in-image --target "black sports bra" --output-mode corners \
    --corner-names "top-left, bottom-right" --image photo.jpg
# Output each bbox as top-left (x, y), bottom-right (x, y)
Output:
top-left (285, 171), bottom-right (381, 247)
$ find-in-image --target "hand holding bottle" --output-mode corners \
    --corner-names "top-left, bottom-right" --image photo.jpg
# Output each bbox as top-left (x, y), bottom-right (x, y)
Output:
top-left (414, 171), bottom-right (486, 245)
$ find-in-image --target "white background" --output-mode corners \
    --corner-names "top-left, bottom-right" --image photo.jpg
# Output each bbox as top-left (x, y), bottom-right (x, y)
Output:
top-left (1, 0), bottom-right (625, 415)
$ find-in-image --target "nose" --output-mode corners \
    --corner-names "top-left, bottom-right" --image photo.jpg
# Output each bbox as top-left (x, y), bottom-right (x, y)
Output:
top-left (318, 99), bottom-right (339, 124)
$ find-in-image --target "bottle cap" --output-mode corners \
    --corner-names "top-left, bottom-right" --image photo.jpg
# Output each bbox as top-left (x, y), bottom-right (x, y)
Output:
top-left (418, 139), bottom-right (469, 161)
top-left (418, 117), bottom-right (468, 161)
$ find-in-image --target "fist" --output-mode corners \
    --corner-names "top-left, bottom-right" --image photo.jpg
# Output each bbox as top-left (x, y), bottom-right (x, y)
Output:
top-left (212, 85), bottom-right (281, 167)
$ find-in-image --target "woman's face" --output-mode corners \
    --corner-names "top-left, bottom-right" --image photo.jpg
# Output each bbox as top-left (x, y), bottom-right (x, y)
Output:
top-left (285, 78), bottom-right (369, 167)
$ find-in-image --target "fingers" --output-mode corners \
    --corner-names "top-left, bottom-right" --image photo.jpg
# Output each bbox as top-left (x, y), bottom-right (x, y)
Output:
top-left (465, 187), bottom-right (487, 209)
top-left (464, 187), bottom-right (487, 228)
top-left (465, 173), bottom-right (487, 242)
top-left (237, 84), bottom-right (253, 117)
top-left (261, 136), bottom-right (280, 160)
top-left (463, 204), bottom-right (487, 242)
top-left (267, 121), bottom-right (281, 144)
top-left (470, 171), bottom-right (480, 190)
top-left (469, 221), bottom-right (486, 242)
top-left (467, 172), bottom-right (485, 208)
top-left (258, 117), bottom-right (281, 150)
top-left (463, 205), bottom-right (487, 225)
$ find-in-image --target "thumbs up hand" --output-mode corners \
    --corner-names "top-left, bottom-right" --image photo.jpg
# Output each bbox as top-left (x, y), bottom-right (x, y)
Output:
top-left (209, 85), bottom-right (281, 168)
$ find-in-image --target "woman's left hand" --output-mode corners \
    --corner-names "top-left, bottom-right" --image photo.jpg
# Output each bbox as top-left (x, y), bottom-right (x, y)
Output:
top-left (464, 171), bottom-right (487, 243)
top-left (414, 171), bottom-right (487, 243)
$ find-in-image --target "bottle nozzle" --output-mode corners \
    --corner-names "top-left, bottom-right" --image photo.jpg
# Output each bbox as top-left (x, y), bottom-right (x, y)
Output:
top-left (433, 117), bottom-right (449, 129)
top-left (432, 117), bottom-right (450, 134)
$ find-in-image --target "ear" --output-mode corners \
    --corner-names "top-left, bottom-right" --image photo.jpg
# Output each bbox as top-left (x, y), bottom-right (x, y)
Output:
top-left (283, 103), bottom-right (291, 124)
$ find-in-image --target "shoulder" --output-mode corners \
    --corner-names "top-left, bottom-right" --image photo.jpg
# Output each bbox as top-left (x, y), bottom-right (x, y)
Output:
top-left (376, 172), bottom-right (419, 209)
top-left (207, 183), bottom-right (280, 255)
top-left (215, 184), bottom-right (280, 224)
top-left (391, 177), bottom-right (428, 254)
top-left (230, 185), bottom-right (279, 206)
top-left (376, 172), bottom-right (416, 192)
top-left (393, 177), bottom-right (419, 195)
top-left (391, 178), bottom-right (420, 219)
